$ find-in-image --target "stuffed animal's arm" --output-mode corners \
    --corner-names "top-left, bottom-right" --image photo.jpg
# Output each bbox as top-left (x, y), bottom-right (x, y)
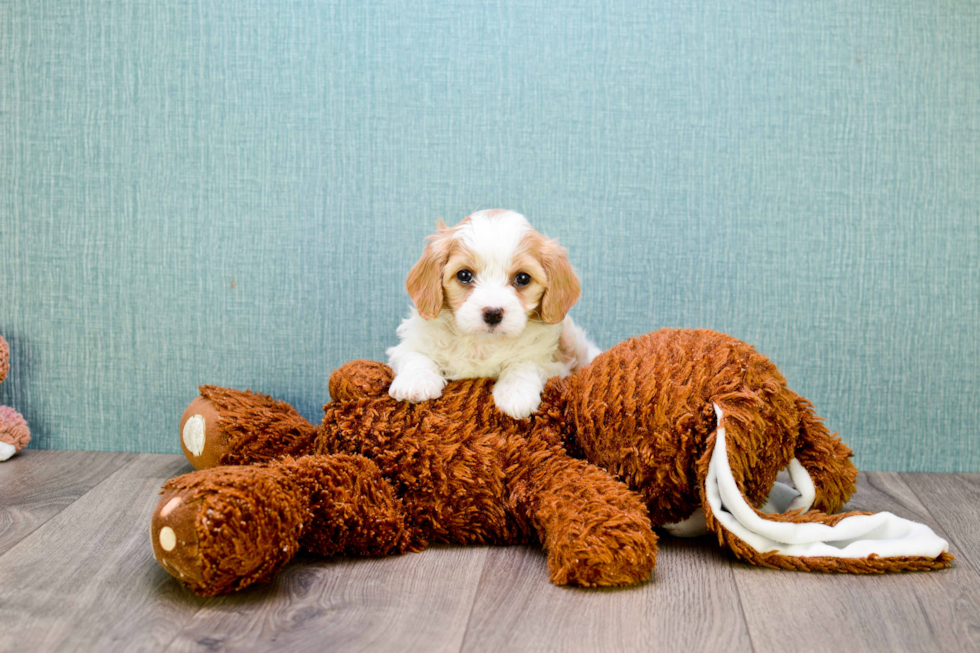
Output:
top-left (179, 386), bottom-right (319, 469)
top-left (181, 364), bottom-right (400, 470)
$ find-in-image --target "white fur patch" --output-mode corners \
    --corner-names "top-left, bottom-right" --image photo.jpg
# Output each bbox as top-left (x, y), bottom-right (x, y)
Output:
top-left (389, 308), bottom-right (569, 381)
top-left (458, 210), bottom-right (529, 266)
top-left (492, 360), bottom-right (547, 418)
top-left (388, 354), bottom-right (447, 403)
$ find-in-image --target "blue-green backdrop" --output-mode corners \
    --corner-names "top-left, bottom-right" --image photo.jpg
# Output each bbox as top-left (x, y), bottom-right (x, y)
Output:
top-left (1, 0), bottom-right (978, 471)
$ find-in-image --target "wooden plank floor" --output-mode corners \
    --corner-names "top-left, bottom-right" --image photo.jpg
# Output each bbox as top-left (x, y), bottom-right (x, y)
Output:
top-left (1, 451), bottom-right (978, 653)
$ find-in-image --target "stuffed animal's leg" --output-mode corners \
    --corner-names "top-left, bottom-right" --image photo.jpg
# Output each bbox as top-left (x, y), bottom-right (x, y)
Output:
top-left (507, 440), bottom-right (658, 587)
top-left (151, 454), bottom-right (414, 596)
top-left (698, 403), bottom-right (952, 573)
top-left (179, 386), bottom-right (319, 469)
top-left (791, 395), bottom-right (858, 514)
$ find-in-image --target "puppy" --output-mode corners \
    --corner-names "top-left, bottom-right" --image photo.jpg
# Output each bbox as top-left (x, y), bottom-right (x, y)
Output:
top-left (387, 209), bottom-right (600, 419)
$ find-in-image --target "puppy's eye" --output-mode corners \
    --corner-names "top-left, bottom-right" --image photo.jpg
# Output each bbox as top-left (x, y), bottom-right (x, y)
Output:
top-left (514, 272), bottom-right (531, 287)
top-left (456, 269), bottom-right (474, 284)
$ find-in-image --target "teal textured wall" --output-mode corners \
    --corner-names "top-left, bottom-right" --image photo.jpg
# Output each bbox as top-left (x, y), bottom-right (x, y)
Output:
top-left (1, 1), bottom-right (978, 471)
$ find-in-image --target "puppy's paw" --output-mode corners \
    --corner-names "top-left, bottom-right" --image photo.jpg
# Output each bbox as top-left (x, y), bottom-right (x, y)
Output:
top-left (492, 381), bottom-right (542, 419)
top-left (388, 370), bottom-right (446, 403)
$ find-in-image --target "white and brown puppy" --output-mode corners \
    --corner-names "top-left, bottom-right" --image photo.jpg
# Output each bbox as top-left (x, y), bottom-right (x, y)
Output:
top-left (387, 209), bottom-right (600, 419)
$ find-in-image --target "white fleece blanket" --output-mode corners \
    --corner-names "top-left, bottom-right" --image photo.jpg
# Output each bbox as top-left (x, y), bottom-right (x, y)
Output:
top-left (666, 405), bottom-right (948, 561)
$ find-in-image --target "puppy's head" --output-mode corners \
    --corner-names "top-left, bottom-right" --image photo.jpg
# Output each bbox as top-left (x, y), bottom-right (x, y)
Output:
top-left (406, 210), bottom-right (581, 336)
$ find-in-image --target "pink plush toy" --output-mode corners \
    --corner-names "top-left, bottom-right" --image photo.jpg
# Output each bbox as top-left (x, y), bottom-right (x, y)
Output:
top-left (0, 334), bottom-right (30, 461)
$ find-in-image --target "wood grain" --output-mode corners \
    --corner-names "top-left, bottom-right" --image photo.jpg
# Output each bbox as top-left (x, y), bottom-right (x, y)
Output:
top-left (903, 473), bottom-right (980, 577)
top-left (0, 449), bottom-right (135, 553)
top-left (460, 539), bottom-right (752, 653)
top-left (732, 471), bottom-right (980, 653)
top-left (164, 546), bottom-right (489, 653)
top-left (2, 454), bottom-right (978, 653)
top-left (0, 453), bottom-right (201, 653)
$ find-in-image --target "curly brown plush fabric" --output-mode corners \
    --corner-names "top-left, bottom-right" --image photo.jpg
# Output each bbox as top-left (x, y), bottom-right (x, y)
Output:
top-left (567, 329), bottom-right (856, 522)
top-left (569, 330), bottom-right (949, 572)
top-left (153, 454), bottom-right (415, 596)
top-left (154, 328), bottom-right (950, 596)
top-left (160, 362), bottom-right (658, 595)
top-left (182, 386), bottom-right (318, 468)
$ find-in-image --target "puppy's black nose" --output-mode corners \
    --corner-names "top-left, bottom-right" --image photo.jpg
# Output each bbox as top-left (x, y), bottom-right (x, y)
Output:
top-left (483, 307), bottom-right (504, 326)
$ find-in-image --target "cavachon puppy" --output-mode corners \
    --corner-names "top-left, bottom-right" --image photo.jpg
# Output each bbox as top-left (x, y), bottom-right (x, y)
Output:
top-left (387, 209), bottom-right (600, 418)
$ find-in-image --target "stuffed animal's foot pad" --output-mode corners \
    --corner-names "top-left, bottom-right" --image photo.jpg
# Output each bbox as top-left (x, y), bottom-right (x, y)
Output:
top-left (182, 416), bottom-right (205, 457)
top-left (151, 491), bottom-right (207, 587)
top-left (179, 396), bottom-right (229, 470)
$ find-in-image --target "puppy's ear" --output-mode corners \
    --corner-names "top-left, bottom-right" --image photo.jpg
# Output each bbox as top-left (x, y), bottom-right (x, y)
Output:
top-left (406, 220), bottom-right (452, 320)
top-left (540, 242), bottom-right (581, 324)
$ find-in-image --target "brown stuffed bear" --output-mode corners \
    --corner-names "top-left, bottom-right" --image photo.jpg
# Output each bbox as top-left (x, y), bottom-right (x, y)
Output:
top-left (0, 334), bottom-right (30, 461)
top-left (152, 329), bottom-right (951, 596)
top-left (154, 360), bottom-right (659, 595)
